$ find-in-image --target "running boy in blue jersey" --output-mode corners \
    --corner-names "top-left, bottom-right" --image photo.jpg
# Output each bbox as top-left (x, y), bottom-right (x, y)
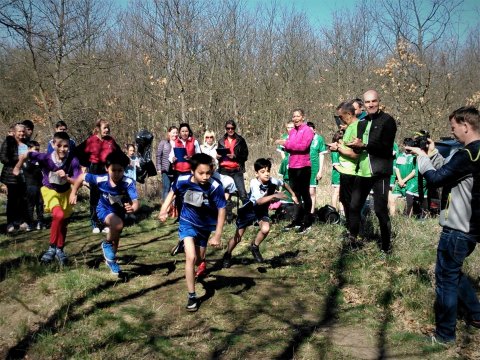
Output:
top-left (69, 151), bottom-right (139, 276)
top-left (222, 158), bottom-right (297, 268)
top-left (159, 153), bottom-right (226, 312)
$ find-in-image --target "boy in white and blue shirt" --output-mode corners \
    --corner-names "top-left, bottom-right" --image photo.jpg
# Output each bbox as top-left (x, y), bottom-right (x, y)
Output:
top-left (70, 151), bottom-right (139, 276)
top-left (222, 158), bottom-right (297, 268)
top-left (159, 153), bottom-right (226, 312)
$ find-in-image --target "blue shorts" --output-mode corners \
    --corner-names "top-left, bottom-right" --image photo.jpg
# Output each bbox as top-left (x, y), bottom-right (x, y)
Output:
top-left (236, 209), bottom-right (271, 230)
top-left (178, 222), bottom-right (212, 248)
top-left (97, 204), bottom-right (125, 224)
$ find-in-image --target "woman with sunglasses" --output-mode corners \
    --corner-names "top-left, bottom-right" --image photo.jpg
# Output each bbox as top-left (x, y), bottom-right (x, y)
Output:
top-left (217, 120), bottom-right (249, 204)
top-left (200, 130), bottom-right (218, 167)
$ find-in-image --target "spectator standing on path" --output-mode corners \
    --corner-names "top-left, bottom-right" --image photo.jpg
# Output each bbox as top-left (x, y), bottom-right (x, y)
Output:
top-left (217, 119), bottom-right (249, 221)
top-left (75, 119), bottom-right (119, 234)
top-left (328, 101), bottom-right (359, 227)
top-left (0, 123), bottom-right (29, 232)
top-left (169, 123), bottom-right (201, 176)
top-left (156, 126), bottom-right (178, 202)
top-left (47, 120), bottom-right (76, 154)
top-left (276, 108), bottom-right (314, 234)
top-left (23, 140), bottom-right (45, 231)
top-left (347, 90), bottom-right (397, 253)
top-left (407, 106), bottom-right (480, 344)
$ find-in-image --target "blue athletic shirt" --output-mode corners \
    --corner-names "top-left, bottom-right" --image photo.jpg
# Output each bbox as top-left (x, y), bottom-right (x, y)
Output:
top-left (84, 173), bottom-right (138, 213)
top-left (173, 174), bottom-right (226, 229)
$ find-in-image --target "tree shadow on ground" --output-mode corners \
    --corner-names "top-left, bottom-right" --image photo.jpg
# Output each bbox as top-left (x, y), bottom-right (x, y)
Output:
top-left (0, 254), bottom-right (39, 282)
top-left (5, 272), bottom-right (183, 359)
top-left (272, 241), bottom-right (350, 359)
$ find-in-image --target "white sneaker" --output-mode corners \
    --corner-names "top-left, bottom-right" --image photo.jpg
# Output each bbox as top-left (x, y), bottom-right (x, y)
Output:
top-left (92, 227), bottom-right (101, 234)
top-left (102, 227), bottom-right (110, 234)
top-left (19, 222), bottom-right (31, 231)
top-left (6, 224), bottom-right (15, 233)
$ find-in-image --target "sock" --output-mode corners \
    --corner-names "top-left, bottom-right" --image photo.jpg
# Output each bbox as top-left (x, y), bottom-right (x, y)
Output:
top-left (188, 292), bottom-right (197, 299)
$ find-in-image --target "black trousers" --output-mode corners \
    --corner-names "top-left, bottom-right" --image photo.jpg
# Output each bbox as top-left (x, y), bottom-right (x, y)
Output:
top-left (218, 168), bottom-right (247, 202)
top-left (349, 175), bottom-right (391, 251)
top-left (339, 173), bottom-right (356, 226)
top-left (288, 166), bottom-right (312, 226)
top-left (6, 183), bottom-right (26, 225)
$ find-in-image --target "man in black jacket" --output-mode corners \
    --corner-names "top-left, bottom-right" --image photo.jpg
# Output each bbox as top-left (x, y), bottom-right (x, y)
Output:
top-left (347, 89), bottom-right (397, 253)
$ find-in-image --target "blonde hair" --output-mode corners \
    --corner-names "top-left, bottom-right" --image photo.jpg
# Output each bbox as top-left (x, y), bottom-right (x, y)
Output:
top-left (203, 130), bottom-right (216, 146)
top-left (93, 119), bottom-right (109, 135)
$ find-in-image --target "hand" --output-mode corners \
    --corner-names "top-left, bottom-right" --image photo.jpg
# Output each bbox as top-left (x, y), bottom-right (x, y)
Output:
top-left (208, 234), bottom-right (222, 247)
top-left (398, 180), bottom-right (405, 187)
top-left (405, 146), bottom-right (427, 156)
top-left (346, 138), bottom-right (364, 149)
top-left (316, 172), bottom-right (322, 181)
top-left (172, 156), bottom-right (177, 162)
top-left (12, 167), bottom-right (20, 176)
top-left (69, 193), bottom-right (78, 205)
top-left (56, 169), bottom-right (66, 178)
top-left (226, 154), bottom-right (235, 159)
top-left (327, 142), bottom-right (338, 151)
top-left (124, 202), bottom-right (134, 213)
top-left (275, 139), bottom-right (286, 146)
top-left (291, 195), bottom-right (299, 204)
top-left (158, 211), bottom-right (168, 222)
top-left (216, 154), bottom-right (222, 159)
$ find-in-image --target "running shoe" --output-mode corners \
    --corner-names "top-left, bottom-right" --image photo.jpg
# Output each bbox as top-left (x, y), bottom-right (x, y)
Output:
top-left (105, 260), bottom-right (121, 275)
top-left (55, 248), bottom-right (69, 265)
top-left (41, 246), bottom-right (57, 263)
top-left (195, 261), bottom-right (207, 278)
top-left (186, 297), bottom-right (198, 312)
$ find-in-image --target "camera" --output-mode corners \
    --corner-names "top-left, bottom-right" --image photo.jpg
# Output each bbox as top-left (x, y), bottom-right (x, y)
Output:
top-left (403, 130), bottom-right (430, 151)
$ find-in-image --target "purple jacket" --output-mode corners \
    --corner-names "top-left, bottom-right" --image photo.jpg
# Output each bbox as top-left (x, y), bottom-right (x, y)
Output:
top-left (29, 152), bottom-right (82, 193)
top-left (284, 123), bottom-right (314, 168)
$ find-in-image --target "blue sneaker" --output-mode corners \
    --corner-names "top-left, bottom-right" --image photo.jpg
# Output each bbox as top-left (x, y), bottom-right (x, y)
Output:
top-left (41, 246), bottom-right (57, 263)
top-left (55, 248), bottom-right (69, 265)
top-left (105, 260), bottom-right (121, 275)
top-left (101, 241), bottom-right (116, 262)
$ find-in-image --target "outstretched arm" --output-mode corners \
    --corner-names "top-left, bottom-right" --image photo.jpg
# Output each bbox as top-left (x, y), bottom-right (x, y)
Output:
top-left (69, 173), bottom-right (86, 204)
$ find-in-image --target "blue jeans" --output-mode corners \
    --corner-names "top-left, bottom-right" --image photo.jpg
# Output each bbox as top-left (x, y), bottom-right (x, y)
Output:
top-left (435, 227), bottom-right (480, 341)
top-left (161, 172), bottom-right (172, 201)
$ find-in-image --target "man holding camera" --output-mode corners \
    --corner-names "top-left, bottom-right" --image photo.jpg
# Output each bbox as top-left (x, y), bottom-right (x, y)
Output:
top-left (407, 106), bottom-right (480, 345)
top-left (347, 89), bottom-right (397, 253)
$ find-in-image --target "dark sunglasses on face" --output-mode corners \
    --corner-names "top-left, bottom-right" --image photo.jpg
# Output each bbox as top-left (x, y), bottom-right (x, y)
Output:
top-left (205, 136), bottom-right (214, 139)
top-left (226, 127), bottom-right (235, 130)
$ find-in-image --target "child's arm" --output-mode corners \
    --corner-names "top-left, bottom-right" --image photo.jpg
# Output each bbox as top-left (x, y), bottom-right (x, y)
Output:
top-left (69, 173), bottom-right (86, 204)
top-left (317, 153), bottom-right (325, 180)
top-left (12, 153), bottom-right (28, 176)
top-left (400, 170), bottom-right (416, 187)
top-left (208, 207), bottom-right (225, 247)
top-left (158, 190), bottom-right (175, 222)
top-left (282, 182), bottom-right (299, 204)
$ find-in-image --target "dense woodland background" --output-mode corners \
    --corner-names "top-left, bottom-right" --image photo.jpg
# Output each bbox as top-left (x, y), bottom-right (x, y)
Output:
top-left (0, 0), bottom-right (479, 151)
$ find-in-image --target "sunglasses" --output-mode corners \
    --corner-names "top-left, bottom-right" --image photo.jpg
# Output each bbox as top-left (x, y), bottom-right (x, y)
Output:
top-left (205, 136), bottom-right (214, 139)
top-left (226, 127), bottom-right (235, 130)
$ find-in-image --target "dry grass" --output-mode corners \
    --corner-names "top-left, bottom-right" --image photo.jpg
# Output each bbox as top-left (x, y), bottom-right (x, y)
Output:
top-left (0, 190), bottom-right (479, 359)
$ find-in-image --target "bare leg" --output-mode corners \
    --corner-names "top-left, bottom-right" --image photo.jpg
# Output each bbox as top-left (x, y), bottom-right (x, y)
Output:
top-left (309, 187), bottom-right (316, 213)
top-left (183, 237), bottom-right (197, 293)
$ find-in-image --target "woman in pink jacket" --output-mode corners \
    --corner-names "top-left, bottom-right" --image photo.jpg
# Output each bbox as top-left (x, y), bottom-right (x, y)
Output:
top-left (275, 108), bottom-right (314, 233)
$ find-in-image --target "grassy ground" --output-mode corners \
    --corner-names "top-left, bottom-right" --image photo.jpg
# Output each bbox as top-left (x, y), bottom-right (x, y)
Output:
top-left (0, 196), bottom-right (479, 359)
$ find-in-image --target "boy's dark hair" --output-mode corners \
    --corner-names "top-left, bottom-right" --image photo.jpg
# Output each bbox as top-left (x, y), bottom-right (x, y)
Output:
top-left (306, 121), bottom-right (315, 129)
top-left (53, 131), bottom-right (70, 142)
top-left (189, 153), bottom-right (214, 171)
top-left (28, 140), bottom-right (40, 148)
top-left (254, 158), bottom-right (272, 171)
top-left (105, 150), bottom-right (130, 169)
top-left (332, 130), bottom-right (344, 142)
top-left (55, 120), bottom-right (68, 129)
top-left (22, 119), bottom-right (34, 130)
